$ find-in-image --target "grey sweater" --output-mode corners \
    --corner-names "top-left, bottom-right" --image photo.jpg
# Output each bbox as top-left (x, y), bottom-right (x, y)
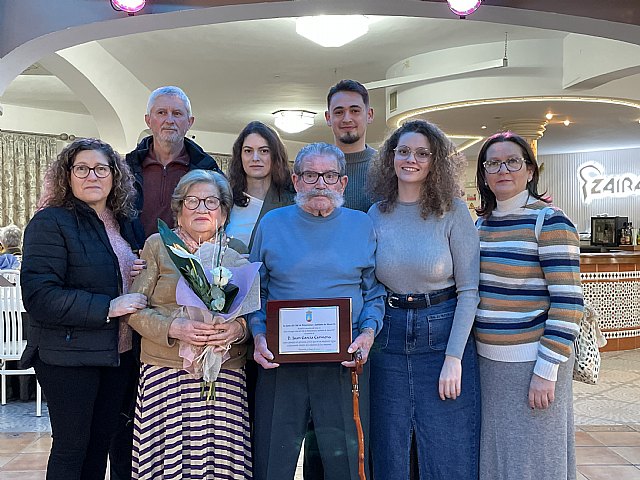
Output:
top-left (367, 198), bottom-right (479, 359)
top-left (344, 146), bottom-right (376, 212)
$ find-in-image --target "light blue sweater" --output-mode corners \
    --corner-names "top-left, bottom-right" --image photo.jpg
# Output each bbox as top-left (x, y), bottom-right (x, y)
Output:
top-left (249, 205), bottom-right (386, 339)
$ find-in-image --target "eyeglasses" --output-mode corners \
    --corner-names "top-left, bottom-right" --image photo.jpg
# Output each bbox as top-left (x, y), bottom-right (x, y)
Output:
top-left (183, 196), bottom-right (221, 211)
top-left (483, 157), bottom-right (527, 174)
top-left (299, 171), bottom-right (342, 185)
top-left (70, 164), bottom-right (112, 179)
top-left (393, 146), bottom-right (433, 163)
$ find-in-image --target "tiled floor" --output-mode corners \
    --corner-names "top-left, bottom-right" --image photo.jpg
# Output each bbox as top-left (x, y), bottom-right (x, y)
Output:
top-left (1, 349), bottom-right (640, 479)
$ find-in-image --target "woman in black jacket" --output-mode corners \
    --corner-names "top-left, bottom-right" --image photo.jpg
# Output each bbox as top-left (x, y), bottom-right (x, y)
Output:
top-left (20, 139), bottom-right (147, 480)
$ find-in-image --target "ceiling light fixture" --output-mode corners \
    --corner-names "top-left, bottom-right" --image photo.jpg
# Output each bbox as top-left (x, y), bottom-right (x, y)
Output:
top-left (272, 110), bottom-right (316, 134)
top-left (447, 0), bottom-right (482, 18)
top-left (563, 119), bottom-right (571, 126)
top-left (110, 0), bottom-right (145, 14)
top-left (295, 16), bottom-right (370, 47)
top-left (545, 112), bottom-right (554, 120)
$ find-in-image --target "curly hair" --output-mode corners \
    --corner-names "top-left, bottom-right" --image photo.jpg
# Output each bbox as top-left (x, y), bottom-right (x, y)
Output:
top-left (42, 138), bottom-right (137, 218)
top-left (369, 120), bottom-right (466, 219)
top-left (228, 121), bottom-right (292, 207)
top-left (475, 131), bottom-right (548, 218)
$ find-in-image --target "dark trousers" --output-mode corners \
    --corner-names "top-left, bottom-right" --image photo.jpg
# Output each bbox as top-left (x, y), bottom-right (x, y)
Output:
top-left (255, 363), bottom-right (370, 480)
top-left (34, 352), bottom-right (133, 480)
top-left (109, 335), bottom-right (141, 480)
top-left (304, 424), bottom-right (420, 479)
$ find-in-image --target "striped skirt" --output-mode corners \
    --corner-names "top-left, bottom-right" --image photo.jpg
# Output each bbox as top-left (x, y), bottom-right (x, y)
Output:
top-left (132, 363), bottom-right (252, 480)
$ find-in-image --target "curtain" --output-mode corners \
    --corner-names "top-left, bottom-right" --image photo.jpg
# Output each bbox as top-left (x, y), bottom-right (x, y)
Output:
top-left (0, 132), bottom-right (57, 228)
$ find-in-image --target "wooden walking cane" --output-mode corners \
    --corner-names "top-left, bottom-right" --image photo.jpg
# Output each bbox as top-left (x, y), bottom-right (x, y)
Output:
top-left (351, 350), bottom-right (366, 480)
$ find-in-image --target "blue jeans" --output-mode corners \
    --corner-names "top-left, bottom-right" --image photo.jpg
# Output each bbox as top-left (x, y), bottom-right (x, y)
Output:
top-left (370, 297), bottom-right (480, 480)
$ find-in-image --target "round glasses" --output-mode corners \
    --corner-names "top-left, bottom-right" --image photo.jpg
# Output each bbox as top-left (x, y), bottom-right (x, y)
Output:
top-left (393, 146), bottom-right (433, 163)
top-left (70, 164), bottom-right (112, 179)
top-left (483, 157), bottom-right (527, 174)
top-left (300, 171), bottom-right (342, 185)
top-left (183, 196), bottom-right (221, 211)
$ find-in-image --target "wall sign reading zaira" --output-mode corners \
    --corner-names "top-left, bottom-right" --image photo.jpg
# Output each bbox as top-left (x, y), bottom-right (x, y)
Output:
top-left (578, 162), bottom-right (640, 203)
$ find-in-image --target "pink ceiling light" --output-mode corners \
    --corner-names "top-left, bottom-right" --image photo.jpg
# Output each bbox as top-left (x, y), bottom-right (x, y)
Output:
top-left (447, 0), bottom-right (482, 17)
top-left (111, 0), bottom-right (146, 14)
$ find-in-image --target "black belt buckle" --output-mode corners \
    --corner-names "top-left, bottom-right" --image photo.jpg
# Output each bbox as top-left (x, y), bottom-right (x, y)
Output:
top-left (387, 294), bottom-right (400, 308)
top-left (387, 294), bottom-right (427, 309)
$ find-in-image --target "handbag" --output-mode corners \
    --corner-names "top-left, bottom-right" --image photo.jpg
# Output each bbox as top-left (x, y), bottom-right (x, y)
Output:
top-left (573, 303), bottom-right (607, 384)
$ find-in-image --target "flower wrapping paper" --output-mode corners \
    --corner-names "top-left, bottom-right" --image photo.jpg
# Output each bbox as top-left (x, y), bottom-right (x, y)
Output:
top-left (174, 242), bottom-right (261, 382)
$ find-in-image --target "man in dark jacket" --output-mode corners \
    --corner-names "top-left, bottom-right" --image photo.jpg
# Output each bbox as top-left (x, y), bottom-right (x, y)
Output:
top-left (126, 85), bottom-right (221, 238)
top-left (111, 86), bottom-right (221, 480)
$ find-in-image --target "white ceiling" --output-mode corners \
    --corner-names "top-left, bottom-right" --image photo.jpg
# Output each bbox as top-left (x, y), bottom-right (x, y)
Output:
top-left (2, 14), bottom-right (640, 157)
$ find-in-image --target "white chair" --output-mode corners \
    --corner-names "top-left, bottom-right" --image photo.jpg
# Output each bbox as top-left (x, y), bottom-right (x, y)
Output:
top-left (0, 269), bottom-right (42, 416)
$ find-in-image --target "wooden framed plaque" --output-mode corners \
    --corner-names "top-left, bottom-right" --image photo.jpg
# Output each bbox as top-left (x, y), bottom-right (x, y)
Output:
top-left (266, 298), bottom-right (352, 363)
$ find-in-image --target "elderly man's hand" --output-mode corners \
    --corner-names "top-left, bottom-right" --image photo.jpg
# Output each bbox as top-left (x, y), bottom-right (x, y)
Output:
top-left (341, 328), bottom-right (375, 368)
top-left (254, 334), bottom-right (280, 369)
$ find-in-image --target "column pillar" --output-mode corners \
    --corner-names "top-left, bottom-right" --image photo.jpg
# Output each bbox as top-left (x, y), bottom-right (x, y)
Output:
top-left (500, 119), bottom-right (548, 158)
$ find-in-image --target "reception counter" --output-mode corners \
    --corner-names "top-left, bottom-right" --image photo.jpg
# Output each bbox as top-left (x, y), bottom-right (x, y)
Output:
top-left (580, 250), bottom-right (640, 351)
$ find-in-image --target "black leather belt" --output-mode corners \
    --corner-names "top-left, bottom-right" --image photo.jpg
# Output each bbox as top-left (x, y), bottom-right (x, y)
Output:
top-left (387, 286), bottom-right (456, 309)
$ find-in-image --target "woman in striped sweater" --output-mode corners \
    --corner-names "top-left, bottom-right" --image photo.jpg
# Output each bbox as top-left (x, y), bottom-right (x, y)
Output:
top-left (475, 132), bottom-right (583, 480)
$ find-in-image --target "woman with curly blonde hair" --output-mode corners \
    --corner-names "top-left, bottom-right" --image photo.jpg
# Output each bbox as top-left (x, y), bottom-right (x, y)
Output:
top-left (368, 120), bottom-right (481, 479)
top-left (21, 138), bottom-right (147, 480)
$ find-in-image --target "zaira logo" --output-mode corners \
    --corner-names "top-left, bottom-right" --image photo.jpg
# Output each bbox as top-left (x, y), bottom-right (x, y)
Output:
top-left (578, 162), bottom-right (640, 203)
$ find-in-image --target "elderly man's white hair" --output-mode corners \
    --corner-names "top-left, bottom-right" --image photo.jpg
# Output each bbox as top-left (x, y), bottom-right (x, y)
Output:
top-left (293, 142), bottom-right (346, 176)
top-left (146, 86), bottom-right (192, 117)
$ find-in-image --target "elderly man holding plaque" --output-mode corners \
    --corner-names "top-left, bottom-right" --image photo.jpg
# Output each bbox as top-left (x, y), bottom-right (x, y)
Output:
top-left (249, 142), bottom-right (385, 480)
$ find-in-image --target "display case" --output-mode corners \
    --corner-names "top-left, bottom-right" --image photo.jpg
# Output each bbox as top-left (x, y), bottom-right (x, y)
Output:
top-left (591, 216), bottom-right (628, 247)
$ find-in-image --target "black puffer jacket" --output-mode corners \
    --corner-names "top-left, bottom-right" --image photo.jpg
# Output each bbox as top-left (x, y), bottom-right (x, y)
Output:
top-left (20, 199), bottom-right (141, 367)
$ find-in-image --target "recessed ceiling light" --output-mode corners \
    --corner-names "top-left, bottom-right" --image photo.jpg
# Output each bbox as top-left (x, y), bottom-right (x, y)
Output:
top-left (545, 112), bottom-right (554, 120)
top-left (563, 119), bottom-right (571, 126)
top-left (296, 16), bottom-right (371, 48)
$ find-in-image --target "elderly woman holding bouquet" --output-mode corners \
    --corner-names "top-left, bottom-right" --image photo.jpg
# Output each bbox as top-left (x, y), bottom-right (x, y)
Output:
top-left (128, 169), bottom-right (258, 479)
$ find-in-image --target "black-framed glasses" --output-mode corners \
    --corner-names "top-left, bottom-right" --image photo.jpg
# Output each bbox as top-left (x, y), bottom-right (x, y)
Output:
top-left (393, 146), bottom-right (433, 163)
top-left (183, 196), bottom-right (221, 211)
top-left (483, 157), bottom-right (527, 174)
top-left (300, 171), bottom-right (342, 185)
top-left (70, 164), bottom-right (112, 179)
